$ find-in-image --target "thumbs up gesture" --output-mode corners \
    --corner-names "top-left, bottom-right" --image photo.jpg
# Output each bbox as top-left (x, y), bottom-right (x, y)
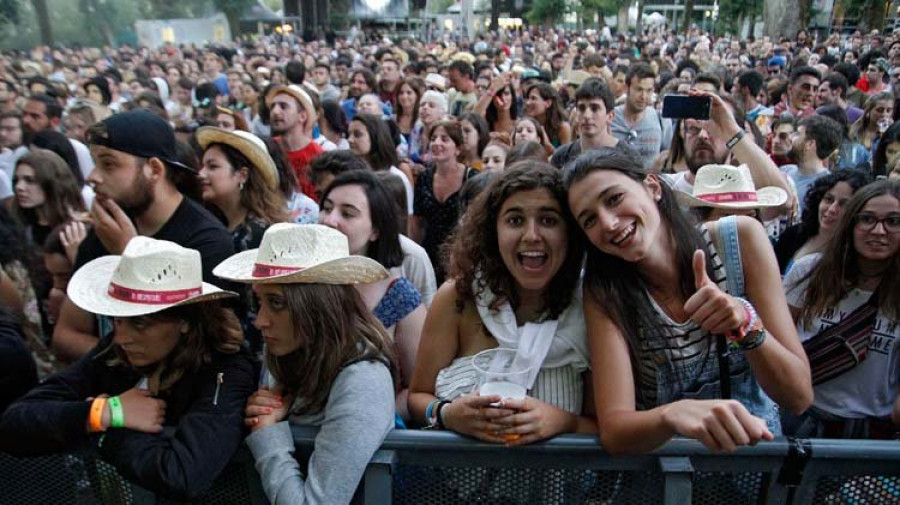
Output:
top-left (683, 250), bottom-right (746, 335)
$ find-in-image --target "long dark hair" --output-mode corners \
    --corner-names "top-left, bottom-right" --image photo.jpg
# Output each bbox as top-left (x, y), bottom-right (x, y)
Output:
top-left (872, 120), bottom-right (900, 177)
top-left (267, 283), bottom-right (398, 415)
top-left (12, 149), bottom-right (86, 230)
top-left (460, 112), bottom-right (489, 158)
top-left (563, 147), bottom-right (712, 401)
top-left (202, 142), bottom-right (288, 225)
top-left (791, 179), bottom-right (900, 328)
top-left (352, 113), bottom-right (399, 171)
top-left (448, 160), bottom-right (584, 318)
top-left (525, 82), bottom-right (566, 145)
top-left (321, 170), bottom-right (404, 269)
top-left (799, 170), bottom-right (872, 237)
top-left (485, 83), bottom-right (518, 132)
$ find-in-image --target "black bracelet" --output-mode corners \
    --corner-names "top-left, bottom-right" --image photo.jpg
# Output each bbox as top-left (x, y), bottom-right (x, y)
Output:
top-left (435, 400), bottom-right (451, 430)
top-left (726, 130), bottom-right (746, 150)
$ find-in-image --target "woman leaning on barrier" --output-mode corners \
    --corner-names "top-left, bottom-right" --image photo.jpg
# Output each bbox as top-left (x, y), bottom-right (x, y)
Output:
top-left (783, 179), bottom-right (900, 439)
top-left (565, 146), bottom-right (812, 454)
top-left (409, 161), bottom-right (595, 445)
top-left (214, 223), bottom-right (399, 505)
top-left (0, 237), bottom-right (255, 501)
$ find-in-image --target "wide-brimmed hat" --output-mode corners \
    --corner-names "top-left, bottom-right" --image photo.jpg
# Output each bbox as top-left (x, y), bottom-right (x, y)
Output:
top-left (265, 84), bottom-right (318, 124)
top-left (678, 164), bottom-right (789, 209)
top-left (67, 237), bottom-right (236, 318)
top-left (424, 73), bottom-right (447, 92)
top-left (213, 223), bottom-right (388, 284)
top-left (196, 126), bottom-right (279, 191)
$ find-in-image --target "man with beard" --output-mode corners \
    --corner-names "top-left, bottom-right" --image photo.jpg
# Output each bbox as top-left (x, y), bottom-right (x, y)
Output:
top-left (773, 66), bottom-right (821, 120)
top-left (267, 84), bottom-right (322, 201)
top-left (780, 114), bottom-right (842, 213)
top-left (664, 92), bottom-right (793, 215)
top-left (341, 67), bottom-right (390, 120)
top-left (22, 94), bottom-right (94, 179)
top-left (52, 110), bottom-right (234, 362)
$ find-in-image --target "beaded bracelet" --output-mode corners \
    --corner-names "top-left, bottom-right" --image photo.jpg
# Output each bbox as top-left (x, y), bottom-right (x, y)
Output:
top-left (108, 396), bottom-right (125, 429)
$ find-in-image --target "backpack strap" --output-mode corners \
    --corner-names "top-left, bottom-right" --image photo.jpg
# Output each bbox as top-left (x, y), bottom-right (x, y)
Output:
top-left (715, 215), bottom-right (744, 297)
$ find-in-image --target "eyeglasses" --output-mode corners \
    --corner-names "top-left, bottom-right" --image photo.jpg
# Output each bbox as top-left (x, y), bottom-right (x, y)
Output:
top-left (855, 213), bottom-right (900, 232)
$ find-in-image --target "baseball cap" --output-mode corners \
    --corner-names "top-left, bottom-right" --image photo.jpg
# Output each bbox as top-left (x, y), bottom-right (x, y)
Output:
top-left (88, 110), bottom-right (193, 173)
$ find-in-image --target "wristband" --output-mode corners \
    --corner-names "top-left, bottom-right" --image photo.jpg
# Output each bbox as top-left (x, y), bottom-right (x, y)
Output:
top-left (726, 130), bottom-right (746, 150)
top-left (435, 400), bottom-right (451, 430)
top-left (108, 396), bottom-right (125, 429)
top-left (89, 398), bottom-right (107, 433)
top-left (425, 398), bottom-right (441, 426)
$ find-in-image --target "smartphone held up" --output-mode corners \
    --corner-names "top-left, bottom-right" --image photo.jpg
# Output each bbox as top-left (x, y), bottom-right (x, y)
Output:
top-left (662, 95), bottom-right (712, 120)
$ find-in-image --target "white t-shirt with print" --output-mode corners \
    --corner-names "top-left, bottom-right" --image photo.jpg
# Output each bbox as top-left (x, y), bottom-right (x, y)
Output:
top-left (784, 254), bottom-right (900, 418)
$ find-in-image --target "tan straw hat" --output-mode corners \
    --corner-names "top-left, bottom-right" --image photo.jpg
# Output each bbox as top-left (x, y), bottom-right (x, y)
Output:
top-left (265, 84), bottom-right (318, 124)
top-left (678, 164), bottom-right (788, 209)
top-left (213, 223), bottom-right (388, 284)
top-left (196, 126), bottom-right (280, 191)
top-left (67, 237), bottom-right (236, 317)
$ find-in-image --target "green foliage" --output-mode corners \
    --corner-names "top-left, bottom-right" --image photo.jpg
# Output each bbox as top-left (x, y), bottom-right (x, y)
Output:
top-left (526, 0), bottom-right (567, 26)
top-left (0, 0), bottom-right (19, 24)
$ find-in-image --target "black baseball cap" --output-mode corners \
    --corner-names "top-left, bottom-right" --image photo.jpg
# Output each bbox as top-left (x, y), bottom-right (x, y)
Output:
top-left (88, 110), bottom-right (194, 172)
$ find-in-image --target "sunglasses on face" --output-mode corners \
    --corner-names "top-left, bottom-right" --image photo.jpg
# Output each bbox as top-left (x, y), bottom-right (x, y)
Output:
top-left (768, 69), bottom-right (781, 75)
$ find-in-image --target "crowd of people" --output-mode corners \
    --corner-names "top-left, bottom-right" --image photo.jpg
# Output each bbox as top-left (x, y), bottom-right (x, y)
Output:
top-left (0, 22), bottom-right (897, 502)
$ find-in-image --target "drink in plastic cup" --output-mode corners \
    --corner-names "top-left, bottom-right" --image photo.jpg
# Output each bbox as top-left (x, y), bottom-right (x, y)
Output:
top-left (472, 348), bottom-right (531, 442)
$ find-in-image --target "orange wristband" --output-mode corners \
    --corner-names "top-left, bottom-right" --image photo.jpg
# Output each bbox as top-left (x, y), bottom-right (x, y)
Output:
top-left (89, 398), bottom-right (107, 433)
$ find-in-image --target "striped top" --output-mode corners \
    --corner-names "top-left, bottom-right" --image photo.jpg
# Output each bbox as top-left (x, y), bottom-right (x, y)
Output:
top-left (435, 356), bottom-right (585, 414)
top-left (636, 227), bottom-right (728, 410)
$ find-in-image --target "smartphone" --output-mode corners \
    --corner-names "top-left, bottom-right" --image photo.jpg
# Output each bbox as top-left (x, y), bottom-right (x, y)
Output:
top-left (662, 95), bottom-right (712, 120)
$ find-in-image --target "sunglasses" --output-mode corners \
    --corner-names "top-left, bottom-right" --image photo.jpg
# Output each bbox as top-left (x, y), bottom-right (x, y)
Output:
top-left (768, 69), bottom-right (781, 75)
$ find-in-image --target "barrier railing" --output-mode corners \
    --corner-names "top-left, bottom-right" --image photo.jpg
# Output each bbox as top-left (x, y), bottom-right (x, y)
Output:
top-left (3, 430), bottom-right (900, 504)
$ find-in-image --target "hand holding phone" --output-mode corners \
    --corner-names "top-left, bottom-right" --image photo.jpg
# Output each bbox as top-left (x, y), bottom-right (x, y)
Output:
top-left (662, 95), bottom-right (712, 120)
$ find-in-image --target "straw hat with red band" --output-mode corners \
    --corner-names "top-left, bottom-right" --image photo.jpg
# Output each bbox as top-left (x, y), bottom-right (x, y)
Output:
top-left (264, 84), bottom-right (318, 124)
top-left (213, 223), bottom-right (388, 285)
top-left (196, 126), bottom-right (280, 191)
top-left (677, 163), bottom-right (789, 209)
top-left (67, 237), bottom-right (237, 318)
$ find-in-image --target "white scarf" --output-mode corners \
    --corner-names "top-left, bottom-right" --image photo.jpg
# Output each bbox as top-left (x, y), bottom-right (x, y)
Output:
top-left (474, 278), bottom-right (590, 389)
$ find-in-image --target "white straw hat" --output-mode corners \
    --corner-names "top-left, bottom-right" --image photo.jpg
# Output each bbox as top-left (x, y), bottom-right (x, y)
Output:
top-left (67, 237), bottom-right (236, 317)
top-left (213, 223), bottom-right (388, 284)
top-left (196, 126), bottom-right (280, 191)
top-left (678, 164), bottom-right (789, 209)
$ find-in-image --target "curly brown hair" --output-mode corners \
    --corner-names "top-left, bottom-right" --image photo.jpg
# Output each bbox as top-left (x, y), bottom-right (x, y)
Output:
top-left (446, 160), bottom-right (584, 318)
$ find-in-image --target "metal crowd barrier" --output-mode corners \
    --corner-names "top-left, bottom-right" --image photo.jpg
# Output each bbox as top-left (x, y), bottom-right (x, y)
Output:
top-left (2, 429), bottom-right (900, 504)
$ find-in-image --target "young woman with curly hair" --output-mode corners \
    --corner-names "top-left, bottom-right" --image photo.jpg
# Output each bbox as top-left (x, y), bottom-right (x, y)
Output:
top-left (409, 161), bottom-right (594, 446)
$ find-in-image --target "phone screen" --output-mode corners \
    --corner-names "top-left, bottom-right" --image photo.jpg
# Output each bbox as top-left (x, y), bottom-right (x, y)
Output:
top-left (661, 95), bottom-right (712, 120)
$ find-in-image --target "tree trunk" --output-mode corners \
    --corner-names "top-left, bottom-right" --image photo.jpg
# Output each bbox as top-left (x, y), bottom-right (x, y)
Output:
top-left (617, 2), bottom-right (629, 34)
top-left (490, 0), bottom-right (501, 31)
top-left (635, 0), bottom-right (644, 35)
top-left (31, 0), bottom-right (52, 46)
top-left (764, 0), bottom-right (804, 40)
top-left (683, 0), bottom-right (694, 37)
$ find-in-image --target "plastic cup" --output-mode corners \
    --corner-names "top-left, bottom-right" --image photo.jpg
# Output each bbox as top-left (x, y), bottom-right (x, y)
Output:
top-left (472, 348), bottom-right (531, 442)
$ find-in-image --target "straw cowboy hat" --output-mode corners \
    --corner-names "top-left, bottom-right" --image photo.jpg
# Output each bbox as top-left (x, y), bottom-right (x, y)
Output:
top-left (265, 84), bottom-right (318, 124)
top-left (213, 223), bottom-right (388, 284)
top-left (67, 237), bottom-right (236, 318)
top-left (678, 164), bottom-right (789, 209)
top-left (196, 126), bottom-right (280, 191)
